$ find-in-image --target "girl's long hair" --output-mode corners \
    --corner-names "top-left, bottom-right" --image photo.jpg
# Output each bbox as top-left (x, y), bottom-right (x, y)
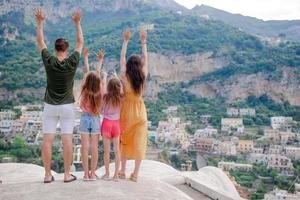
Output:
top-left (80, 71), bottom-right (102, 115)
top-left (126, 54), bottom-right (145, 95)
top-left (103, 77), bottom-right (123, 108)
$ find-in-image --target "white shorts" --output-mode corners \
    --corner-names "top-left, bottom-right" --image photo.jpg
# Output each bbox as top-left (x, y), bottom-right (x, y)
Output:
top-left (42, 103), bottom-right (75, 134)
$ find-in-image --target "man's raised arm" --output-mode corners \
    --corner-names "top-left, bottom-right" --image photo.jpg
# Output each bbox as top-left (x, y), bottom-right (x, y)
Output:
top-left (72, 10), bottom-right (84, 55)
top-left (35, 9), bottom-right (47, 52)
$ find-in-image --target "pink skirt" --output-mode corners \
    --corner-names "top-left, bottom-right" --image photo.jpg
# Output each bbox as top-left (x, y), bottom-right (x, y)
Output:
top-left (101, 118), bottom-right (121, 139)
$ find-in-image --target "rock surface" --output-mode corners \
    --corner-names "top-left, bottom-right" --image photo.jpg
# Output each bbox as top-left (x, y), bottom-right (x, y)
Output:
top-left (0, 160), bottom-right (246, 200)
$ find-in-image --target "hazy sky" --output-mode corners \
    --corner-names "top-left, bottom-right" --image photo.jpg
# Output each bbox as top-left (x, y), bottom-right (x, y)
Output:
top-left (174, 0), bottom-right (300, 20)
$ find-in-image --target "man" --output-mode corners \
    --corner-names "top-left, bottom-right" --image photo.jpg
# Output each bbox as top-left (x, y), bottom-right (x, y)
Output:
top-left (35, 9), bottom-right (84, 183)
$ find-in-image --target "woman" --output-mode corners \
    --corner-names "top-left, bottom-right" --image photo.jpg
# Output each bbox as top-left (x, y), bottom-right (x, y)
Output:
top-left (118, 29), bottom-right (148, 182)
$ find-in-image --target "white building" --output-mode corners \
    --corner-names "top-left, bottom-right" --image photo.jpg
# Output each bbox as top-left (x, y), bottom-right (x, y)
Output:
top-left (0, 119), bottom-right (13, 134)
top-left (214, 141), bottom-right (237, 156)
top-left (0, 110), bottom-right (16, 135)
top-left (20, 111), bottom-right (42, 121)
top-left (264, 129), bottom-right (296, 145)
top-left (14, 104), bottom-right (43, 111)
top-left (227, 108), bottom-right (255, 116)
top-left (218, 161), bottom-right (253, 172)
top-left (194, 126), bottom-right (218, 139)
top-left (271, 116), bottom-right (293, 131)
top-left (268, 145), bottom-right (283, 154)
top-left (249, 153), bottom-right (294, 174)
top-left (267, 155), bottom-right (294, 175)
top-left (221, 118), bottom-right (244, 133)
top-left (163, 106), bottom-right (178, 114)
top-left (252, 148), bottom-right (264, 154)
top-left (23, 120), bottom-right (42, 144)
top-left (249, 153), bottom-right (269, 165)
top-left (0, 110), bottom-right (16, 120)
top-left (264, 189), bottom-right (300, 200)
top-left (227, 108), bottom-right (239, 116)
top-left (139, 23), bottom-right (155, 31)
top-left (156, 117), bottom-right (190, 149)
top-left (12, 119), bottom-right (25, 134)
top-left (285, 146), bottom-right (300, 160)
top-left (239, 108), bottom-right (256, 116)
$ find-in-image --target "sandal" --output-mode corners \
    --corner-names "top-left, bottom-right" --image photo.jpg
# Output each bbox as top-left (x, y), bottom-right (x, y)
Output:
top-left (89, 174), bottom-right (98, 181)
top-left (44, 176), bottom-right (55, 183)
top-left (101, 174), bottom-right (110, 181)
top-left (112, 176), bottom-right (119, 182)
top-left (118, 172), bottom-right (126, 179)
top-left (83, 176), bottom-right (90, 181)
top-left (64, 174), bottom-right (77, 183)
top-left (129, 173), bottom-right (138, 182)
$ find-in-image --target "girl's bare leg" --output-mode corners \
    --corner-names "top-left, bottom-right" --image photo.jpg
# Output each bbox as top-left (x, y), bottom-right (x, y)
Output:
top-left (90, 134), bottom-right (99, 179)
top-left (102, 136), bottom-right (111, 177)
top-left (112, 136), bottom-right (120, 179)
top-left (81, 134), bottom-right (90, 179)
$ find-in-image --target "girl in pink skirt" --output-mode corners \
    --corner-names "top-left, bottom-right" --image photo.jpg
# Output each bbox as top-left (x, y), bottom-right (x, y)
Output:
top-left (101, 74), bottom-right (123, 181)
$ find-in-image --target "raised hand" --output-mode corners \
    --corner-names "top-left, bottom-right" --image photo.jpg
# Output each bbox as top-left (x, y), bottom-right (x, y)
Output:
top-left (97, 49), bottom-right (104, 61)
top-left (35, 8), bottom-right (45, 22)
top-left (101, 70), bottom-right (108, 79)
top-left (73, 10), bottom-right (84, 54)
top-left (72, 10), bottom-right (81, 24)
top-left (140, 30), bottom-right (147, 43)
top-left (124, 29), bottom-right (131, 42)
top-left (83, 48), bottom-right (89, 58)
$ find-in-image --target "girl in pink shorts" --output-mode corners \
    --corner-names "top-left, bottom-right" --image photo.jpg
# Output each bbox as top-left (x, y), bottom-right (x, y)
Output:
top-left (101, 74), bottom-right (123, 181)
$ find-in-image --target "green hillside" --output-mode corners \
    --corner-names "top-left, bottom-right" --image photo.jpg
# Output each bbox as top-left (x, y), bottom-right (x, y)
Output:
top-left (0, 5), bottom-right (300, 108)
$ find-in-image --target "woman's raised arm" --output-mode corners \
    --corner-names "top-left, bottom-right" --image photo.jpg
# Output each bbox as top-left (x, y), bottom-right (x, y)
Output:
top-left (140, 30), bottom-right (148, 77)
top-left (120, 29), bottom-right (131, 79)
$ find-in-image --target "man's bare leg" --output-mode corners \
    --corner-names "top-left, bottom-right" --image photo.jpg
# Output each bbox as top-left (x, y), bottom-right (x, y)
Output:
top-left (62, 134), bottom-right (73, 181)
top-left (42, 134), bottom-right (55, 181)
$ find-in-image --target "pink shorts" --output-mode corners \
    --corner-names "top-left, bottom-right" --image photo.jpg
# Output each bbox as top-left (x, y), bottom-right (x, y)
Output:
top-left (101, 118), bottom-right (121, 139)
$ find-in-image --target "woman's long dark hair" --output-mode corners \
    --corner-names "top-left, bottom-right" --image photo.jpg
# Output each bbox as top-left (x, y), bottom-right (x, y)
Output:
top-left (126, 54), bottom-right (145, 95)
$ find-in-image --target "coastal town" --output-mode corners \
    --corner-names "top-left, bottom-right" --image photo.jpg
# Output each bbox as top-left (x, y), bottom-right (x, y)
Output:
top-left (1, 104), bottom-right (300, 199)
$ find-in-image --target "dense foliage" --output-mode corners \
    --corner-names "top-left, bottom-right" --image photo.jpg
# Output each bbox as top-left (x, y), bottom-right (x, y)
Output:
top-left (1, 10), bottom-right (300, 107)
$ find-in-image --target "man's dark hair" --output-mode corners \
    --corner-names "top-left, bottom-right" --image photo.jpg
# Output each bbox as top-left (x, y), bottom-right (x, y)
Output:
top-left (55, 38), bottom-right (69, 52)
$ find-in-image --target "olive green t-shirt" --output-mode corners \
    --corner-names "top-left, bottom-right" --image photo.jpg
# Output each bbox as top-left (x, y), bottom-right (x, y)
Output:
top-left (41, 48), bottom-right (80, 105)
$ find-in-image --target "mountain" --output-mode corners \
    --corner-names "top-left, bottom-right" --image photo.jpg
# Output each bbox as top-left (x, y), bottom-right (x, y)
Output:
top-left (0, 0), bottom-right (300, 109)
top-left (192, 5), bottom-right (300, 43)
top-left (0, 0), bottom-right (185, 23)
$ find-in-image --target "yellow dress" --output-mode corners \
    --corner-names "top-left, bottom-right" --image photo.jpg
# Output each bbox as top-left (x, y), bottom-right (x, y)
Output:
top-left (120, 79), bottom-right (148, 160)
